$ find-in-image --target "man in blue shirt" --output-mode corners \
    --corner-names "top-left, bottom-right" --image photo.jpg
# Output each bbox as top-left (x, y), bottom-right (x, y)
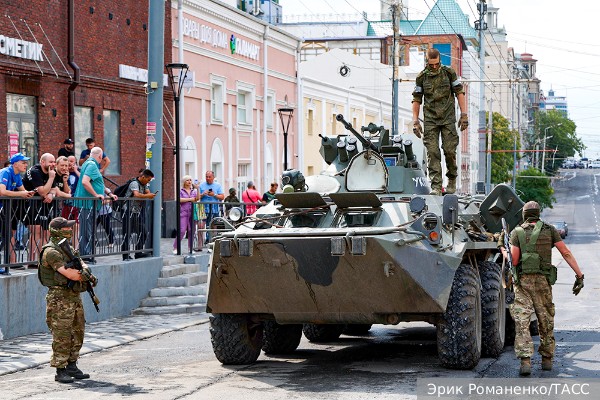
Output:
top-left (0, 153), bottom-right (35, 265)
top-left (199, 170), bottom-right (224, 244)
top-left (74, 147), bottom-right (117, 262)
top-left (78, 138), bottom-right (110, 174)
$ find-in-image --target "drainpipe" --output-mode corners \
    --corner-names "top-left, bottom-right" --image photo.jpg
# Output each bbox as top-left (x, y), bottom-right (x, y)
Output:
top-left (68, 0), bottom-right (80, 141)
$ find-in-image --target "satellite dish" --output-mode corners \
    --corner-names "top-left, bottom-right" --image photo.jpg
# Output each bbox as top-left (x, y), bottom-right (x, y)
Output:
top-left (339, 65), bottom-right (351, 77)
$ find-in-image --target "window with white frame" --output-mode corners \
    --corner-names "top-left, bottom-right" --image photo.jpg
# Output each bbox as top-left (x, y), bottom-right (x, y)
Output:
top-left (236, 84), bottom-right (254, 126)
top-left (266, 92), bottom-right (274, 129)
top-left (237, 163), bottom-right (250, 194)
top-left (211, 77), bottom-right (225, 124)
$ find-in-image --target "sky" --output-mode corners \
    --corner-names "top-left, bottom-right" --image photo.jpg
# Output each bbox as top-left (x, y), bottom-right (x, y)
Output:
top-left (279, 0), bottom-right (600, 158)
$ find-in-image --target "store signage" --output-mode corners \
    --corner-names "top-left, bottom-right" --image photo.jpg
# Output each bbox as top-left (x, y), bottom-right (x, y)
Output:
top-left (0, 35), bottom-right (43, 61)
top-left (182, 17), bottom-right (260, 61)
top-left (119, 64), bottom-right (168, 86)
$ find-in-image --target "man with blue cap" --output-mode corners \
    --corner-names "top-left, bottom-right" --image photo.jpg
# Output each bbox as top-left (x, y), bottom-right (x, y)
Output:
top-left (0, 153), bottom-right (35, 266)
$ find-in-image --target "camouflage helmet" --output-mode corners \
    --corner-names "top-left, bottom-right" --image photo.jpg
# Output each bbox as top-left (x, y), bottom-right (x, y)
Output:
top-left (522, 201), bottom-right (540, 221)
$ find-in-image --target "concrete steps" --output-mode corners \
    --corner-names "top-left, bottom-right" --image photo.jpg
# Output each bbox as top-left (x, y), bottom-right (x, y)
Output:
top-left (132, 253), bottom-right (210, 316)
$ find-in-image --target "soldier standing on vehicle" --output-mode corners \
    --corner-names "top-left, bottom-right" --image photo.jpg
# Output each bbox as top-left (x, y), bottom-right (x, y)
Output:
top-left (500, 201), bottom-right (584, 376)
top-left (39, 217), bottom-right (97, 383)
top-left (411, 48), bottom-right (468, 195)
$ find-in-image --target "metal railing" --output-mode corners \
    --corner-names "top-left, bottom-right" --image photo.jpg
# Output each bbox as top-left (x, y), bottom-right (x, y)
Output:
top-left (0, 196), bottom-right (154, 274)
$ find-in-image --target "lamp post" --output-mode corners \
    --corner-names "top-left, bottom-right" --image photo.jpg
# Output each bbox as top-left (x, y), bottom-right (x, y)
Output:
top-left (165, 63), bottom-right (189, 256)
top-left (541, 123), bottom-right (562, 173)
top-left (278, 107), bottom-right (294, 171)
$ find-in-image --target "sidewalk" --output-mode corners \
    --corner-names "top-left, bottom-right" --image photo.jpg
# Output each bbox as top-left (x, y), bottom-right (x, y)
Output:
top-left (0, 237), bottom-right (211, 376)
top-left (0, 311), bottom-right (210, 376)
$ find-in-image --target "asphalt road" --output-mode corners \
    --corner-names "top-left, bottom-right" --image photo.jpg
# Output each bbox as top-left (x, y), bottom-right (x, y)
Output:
top-left (2, 169), bottom-right (599, 399)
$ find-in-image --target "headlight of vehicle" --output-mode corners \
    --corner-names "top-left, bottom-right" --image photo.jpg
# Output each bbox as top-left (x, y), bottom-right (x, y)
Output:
top-left (228, 207), bottom-right (243, 222)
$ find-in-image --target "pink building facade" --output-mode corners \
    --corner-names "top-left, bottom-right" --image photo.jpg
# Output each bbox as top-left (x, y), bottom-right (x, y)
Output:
top-left (171, 0), bottom-right (299, 194)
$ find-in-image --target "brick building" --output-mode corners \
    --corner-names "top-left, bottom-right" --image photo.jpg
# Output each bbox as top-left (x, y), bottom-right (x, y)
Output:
top-left (0, 1), bottom-right (173, 195)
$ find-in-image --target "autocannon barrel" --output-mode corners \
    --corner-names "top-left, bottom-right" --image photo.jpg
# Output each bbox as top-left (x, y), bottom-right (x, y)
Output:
top-left (336, 114), bottom-right (378, 152)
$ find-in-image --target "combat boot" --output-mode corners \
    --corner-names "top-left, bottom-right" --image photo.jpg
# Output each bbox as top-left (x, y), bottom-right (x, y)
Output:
top-left (519, 357), bottom-right (531, 376)
top-left (66, 361), bottom-right (90, 379)
top-left (446, 178), bottom-right (456, 194)
top-left (55, 368), bottom-right (75, 383)
top-left (542, 356), bottom-right (553, 371)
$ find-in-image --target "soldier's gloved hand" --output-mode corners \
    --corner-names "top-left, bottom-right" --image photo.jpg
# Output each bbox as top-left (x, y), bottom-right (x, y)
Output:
top-left (458, 113), bottom-right (469, 131)
top-left (496, 231), bottom-right (505, 249)
top-left (413, 120), bottom-right (423, 138)
top-left (573, 274), bottom-right (584, 295)
top-left (81, 267), bottom-right (97, 286)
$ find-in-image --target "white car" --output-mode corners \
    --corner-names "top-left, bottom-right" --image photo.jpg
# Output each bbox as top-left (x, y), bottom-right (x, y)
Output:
top-left (590, 161), bottom-right (600, 169)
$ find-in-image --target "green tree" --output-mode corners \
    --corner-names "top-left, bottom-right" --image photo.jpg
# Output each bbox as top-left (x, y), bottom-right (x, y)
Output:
top-left (530, 110), bottom-right (584, 174)
top-left (488, 112), bottom-right (520, 184)
top-left (515, 167), bottom-right (555, 210)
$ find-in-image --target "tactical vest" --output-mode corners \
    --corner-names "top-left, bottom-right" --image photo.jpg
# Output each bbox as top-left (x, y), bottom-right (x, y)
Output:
top-left (515, 221), bottom-right (557, 285)
top-left (38, 242), bottom-right (69, 288)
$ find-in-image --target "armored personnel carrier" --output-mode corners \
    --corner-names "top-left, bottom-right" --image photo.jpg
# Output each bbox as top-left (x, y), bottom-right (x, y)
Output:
top-left (206, 114), bottom-right (523, 369)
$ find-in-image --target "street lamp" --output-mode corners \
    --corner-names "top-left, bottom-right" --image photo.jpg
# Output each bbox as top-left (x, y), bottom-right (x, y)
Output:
top-left (165, 62), bottom-right (189, 256)
top-left (541, 123), bottom-right (562, 173)
top-left (278, 107), bottom-right (294, 171)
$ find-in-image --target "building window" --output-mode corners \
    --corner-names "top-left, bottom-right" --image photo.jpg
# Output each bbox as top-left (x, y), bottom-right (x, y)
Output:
top-left (307, 109), bottom-right (314, 135)
top-left (432, 43), bottom-right (451, 66)
top-left (266, 93), bottom-right (274, 129)
top-left (331, 113), bottom-right (337, 135)
top-left (236, 83), bottom-right (254, 127)
top-left (211, 78), bottom-right (225, 124)
top-left (103, 109), bottom-right (120, 175)
top-left (74, 106), bottom-right (93, 156)
top-left (237, 162), bottom-right (250, 194)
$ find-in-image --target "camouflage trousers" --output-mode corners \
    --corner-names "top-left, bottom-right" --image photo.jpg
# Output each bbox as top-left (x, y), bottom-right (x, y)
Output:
top-left (422, 122), bottom-right (459, 191)
top-left (46, 287), bottom-right (85, 368)
top-left (510, 274), bottom-right (555, 359)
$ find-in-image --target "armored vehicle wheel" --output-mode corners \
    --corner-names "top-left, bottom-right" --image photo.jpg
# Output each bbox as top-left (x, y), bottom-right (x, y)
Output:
top-left (262, 321), bottom-right (302, 354)
top-left (343, 324), bottom-right (373, 335)
top-left (209, 314), bottom-right (264, 364)
top-left (437, 263), bottom-right (482, 369)
top-left (302, 323), bottom-right (346, 342)
top-left (479, 261), bottom-right (506, 357)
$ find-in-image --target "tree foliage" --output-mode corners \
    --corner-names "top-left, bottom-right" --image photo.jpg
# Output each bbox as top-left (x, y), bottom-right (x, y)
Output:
top-left (530, 110), bottom-right (584, 174)
top-left (488, 112), bottom-right (520, 184)
top-left (515, 167), bottom-right (555, 210)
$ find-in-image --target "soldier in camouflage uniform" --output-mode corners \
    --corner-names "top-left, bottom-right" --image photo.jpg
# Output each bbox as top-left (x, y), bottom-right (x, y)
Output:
top-left (40, 217), bottom-right (97, 383)
top-left (500, 201), bottom-right (584, 376)
top-left (411, 48), bottom-right (468, 195)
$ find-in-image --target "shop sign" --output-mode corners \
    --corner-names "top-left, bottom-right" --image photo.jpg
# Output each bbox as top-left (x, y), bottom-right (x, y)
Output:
top-left (119, 64), bottom-right (168, 86)
top-left (0, 35), bottom-right (43, 61)
top-left (182, 17), bottom-right (260, 61)
top-left (9, 133), bottom-right (19, 155)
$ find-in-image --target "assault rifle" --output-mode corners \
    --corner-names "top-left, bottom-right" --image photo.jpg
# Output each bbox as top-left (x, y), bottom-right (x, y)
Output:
top-left (501, 218), bottom-right (518, 304)
top-left (57, 238), bottom-right (100, 312)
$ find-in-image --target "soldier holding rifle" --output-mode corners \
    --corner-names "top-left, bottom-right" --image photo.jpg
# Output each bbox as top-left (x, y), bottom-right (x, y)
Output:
top-left (39, 217), bottom-right (98, 383)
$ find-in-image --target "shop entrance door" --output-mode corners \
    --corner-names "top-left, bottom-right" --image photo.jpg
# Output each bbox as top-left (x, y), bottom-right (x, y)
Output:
top-left (6, 93), bottom-right (38, 163)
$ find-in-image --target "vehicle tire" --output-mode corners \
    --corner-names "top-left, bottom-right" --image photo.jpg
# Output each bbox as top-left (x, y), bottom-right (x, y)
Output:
top-left (504, 311), bottom-right (516, 346)
top-left (437, 263), bottom-right (482, 369)
top-left (343, 324), bottom-right (373, 336)
top-left (262, 321), bottom-right (302, 354)
top-left (209, 313), bottom-right (263, 365)
top-left (302, 323), bottom-right (346, 342)
top-left (478, 261), bottom-right (506, 358)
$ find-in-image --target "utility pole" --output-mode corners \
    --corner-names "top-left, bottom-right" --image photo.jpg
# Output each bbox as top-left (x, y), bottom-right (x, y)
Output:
top-left (475, 0), bottom-right (487, 192)
top-left (486, 98), bottom-right (493, 193)
top-left (391, 1), bottom-right (401, 137)
top-left (147, 0), bottom-right (165, 257)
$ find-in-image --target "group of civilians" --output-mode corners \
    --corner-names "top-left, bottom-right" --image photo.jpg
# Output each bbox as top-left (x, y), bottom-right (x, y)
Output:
top-left (0, 137), bottom-right (155, 266)
top-left (174, 172), bottom-right (279, 254)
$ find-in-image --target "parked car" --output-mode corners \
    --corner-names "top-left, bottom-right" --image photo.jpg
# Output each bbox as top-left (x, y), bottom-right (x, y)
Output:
top-left (551, 221), bottom-right (568, 239)
top-left (590, 160), bottom-right (600, 169)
